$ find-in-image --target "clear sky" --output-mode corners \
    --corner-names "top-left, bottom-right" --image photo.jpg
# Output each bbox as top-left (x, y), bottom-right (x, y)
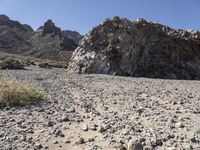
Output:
top-left (0, 0), bottom-right (199, 34)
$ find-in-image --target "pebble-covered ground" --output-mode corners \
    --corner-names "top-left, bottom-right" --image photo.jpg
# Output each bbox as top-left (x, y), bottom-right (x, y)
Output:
top-left (0, 66), bottom-right (200, 150)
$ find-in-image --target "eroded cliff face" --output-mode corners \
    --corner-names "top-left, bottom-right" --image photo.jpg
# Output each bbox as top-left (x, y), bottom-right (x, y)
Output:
top-left (67, 17), bottom-right (200, 79)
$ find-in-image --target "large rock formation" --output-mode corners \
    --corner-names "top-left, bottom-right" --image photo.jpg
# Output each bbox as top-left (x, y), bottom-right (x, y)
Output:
top-left (67, 17), bottom-right (200, 79)
top-left (0, 15), bottom-right (83, 60)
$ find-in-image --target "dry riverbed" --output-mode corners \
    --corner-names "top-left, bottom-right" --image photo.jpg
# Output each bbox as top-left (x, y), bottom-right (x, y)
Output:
top-left (0, 66), bottom-right (200, 150)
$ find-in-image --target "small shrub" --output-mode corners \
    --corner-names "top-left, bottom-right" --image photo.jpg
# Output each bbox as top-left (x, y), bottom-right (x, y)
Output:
top-left (0, 77), bottom-right (43, 106)
top-left (35, 76), bottom-right (45, 81)
top-left (38, 62), bottom-right (51, 69)
top-left (0, 59), bottom-right (24, 70)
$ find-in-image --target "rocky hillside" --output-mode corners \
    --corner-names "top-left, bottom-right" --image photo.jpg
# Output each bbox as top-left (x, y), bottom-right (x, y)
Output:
top-left (0, 15), bottom-right (83, 60)
top-left (67, 17), bottom-right (200, 80)
top-left (0, 15), bottom-right (32, 54)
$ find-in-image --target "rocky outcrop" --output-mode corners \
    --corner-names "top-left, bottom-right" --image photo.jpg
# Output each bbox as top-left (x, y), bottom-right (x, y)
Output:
top-left (23, 24), bottom-right (34, 32)
top-left (67, 17), bottom-right (200, 80)
top-left (0, 15), bottom-right (83, 60)
top-left (28, 20), bottom-right (82, 59)
top-left (42, 19), bottom-right (61, 36)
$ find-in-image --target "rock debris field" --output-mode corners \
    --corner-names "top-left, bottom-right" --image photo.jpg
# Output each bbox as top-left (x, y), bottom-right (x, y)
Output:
top-left (1, 66), bottom-right (200, 150)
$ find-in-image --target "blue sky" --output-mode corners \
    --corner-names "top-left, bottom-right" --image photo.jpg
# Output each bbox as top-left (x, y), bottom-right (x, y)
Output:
top-left (0, 0), bottom-right (199, 34)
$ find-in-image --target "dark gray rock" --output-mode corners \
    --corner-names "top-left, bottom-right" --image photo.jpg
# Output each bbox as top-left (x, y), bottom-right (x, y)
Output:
top-left (61, 114), bottom-right (69, 122)
top-left (128, 140), bottom-right (143, 150)
top-left (35, 143), bottom-right (43, 149)
top-left (42, 19), bottom-right (61, 36)
top-left (61, 30), bottom-right (83, 44)
top-left (75, 137), bottom-right (85, 145)
top-left (23, 24), bottom-right (34, 32)
top-left (47, 121), bottom-right (54, 127)
top-left (61, 36), bottom-right (77, 50)
top-left (52, 140), bottom-right (58, 144)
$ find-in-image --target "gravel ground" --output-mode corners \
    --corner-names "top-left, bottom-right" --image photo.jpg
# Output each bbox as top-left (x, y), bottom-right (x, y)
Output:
top-left (0, 66), bottom-right (200, 150)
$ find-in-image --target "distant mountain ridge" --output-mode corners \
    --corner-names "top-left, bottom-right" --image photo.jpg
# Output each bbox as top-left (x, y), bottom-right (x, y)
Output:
top-left (0, 15), bottom-right (83, 60)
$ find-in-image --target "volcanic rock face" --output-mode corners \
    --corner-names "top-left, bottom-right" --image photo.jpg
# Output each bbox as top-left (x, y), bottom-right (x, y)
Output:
top-left (67, 17), bottom-right (200, 79)
top-left (0, 15), bottom-right (82, 60)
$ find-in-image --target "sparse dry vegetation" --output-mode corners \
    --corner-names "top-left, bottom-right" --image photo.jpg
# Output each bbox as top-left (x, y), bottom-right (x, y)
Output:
top-left (38, 62), bottom-right (51, 69)
top-left (0, 52), bottom-right (69, 69)
top-left (0, 77), bottom-right (43, 106)
top-left (0, 59), bottom-right (24, 70)
top-left (34, 75), bottom-right (45, 81)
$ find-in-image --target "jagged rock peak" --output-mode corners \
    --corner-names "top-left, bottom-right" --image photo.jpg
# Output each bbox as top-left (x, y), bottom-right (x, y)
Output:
top-left (67, 17), bottom-right (200, 80)
top-left (42, 19), bottom-right (61, 36)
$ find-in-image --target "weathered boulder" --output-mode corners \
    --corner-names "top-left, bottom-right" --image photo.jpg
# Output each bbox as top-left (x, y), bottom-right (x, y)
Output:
top-left (67, 17), bottom-right (200, 79)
